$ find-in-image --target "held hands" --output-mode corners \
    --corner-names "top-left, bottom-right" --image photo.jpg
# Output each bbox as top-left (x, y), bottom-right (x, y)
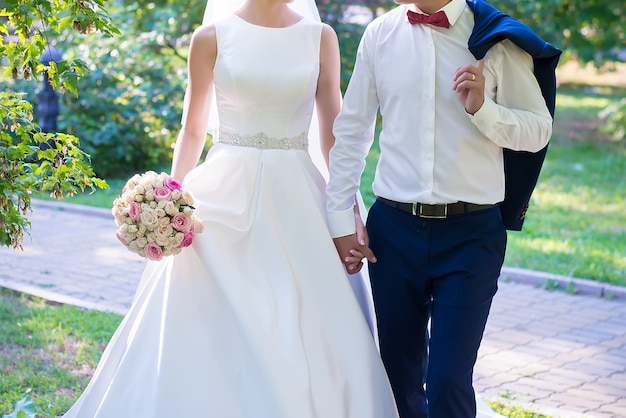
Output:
top-left (453, 59), bottom-right (485, 115)
top-left (332, 210), bottom-right (376, 274)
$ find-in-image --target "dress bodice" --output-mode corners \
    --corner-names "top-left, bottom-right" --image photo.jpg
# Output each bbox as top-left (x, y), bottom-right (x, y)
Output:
top-left (213, 15), bottom-right (322, 141)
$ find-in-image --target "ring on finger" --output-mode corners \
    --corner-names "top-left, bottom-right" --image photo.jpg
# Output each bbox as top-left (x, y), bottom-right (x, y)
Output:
top-left (471, 73), bottom-right (476, 81)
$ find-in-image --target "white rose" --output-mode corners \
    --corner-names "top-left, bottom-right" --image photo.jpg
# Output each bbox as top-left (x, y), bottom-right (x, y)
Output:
top-left (174, 232), bottom-right (185, 245)
top-left (164, 201), bottom-right (177, 216)
top-left (155, 224), bottom-right (174, 239)
top-left (193, 219), bottom-right (204, 233)
top-left (139, 208), bottom-right (159, 228)
top-left (182, 190), bottom-right (195, 205)
top-left (170, 189), bottom-right (182, 201)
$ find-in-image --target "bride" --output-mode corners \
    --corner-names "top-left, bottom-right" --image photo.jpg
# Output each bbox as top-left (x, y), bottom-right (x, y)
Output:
top-left (60, 0), bottom-right (398, 417)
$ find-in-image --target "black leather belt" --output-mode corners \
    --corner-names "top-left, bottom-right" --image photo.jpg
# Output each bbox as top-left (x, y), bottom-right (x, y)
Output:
top-left (377, 197), bottom-right (495, 219)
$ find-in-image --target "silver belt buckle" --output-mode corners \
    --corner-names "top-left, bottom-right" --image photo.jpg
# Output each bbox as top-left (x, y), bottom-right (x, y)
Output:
top-left (413, 203), bottom-right (448, 219)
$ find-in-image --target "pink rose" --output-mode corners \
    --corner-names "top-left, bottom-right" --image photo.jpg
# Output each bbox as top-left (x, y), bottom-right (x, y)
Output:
top-left (181, 231), bottom-right (194, 248)
top-left (127, 202), bottom-right (142, 220)
top-left (115, 229), bottom-right (129, 247)
top-left (164, 177), bottom-right (182, 191)
top-left (171, 213), bottom-right (193, 232)
top-left (144, 242), bottom-right (164, 261)
top-left (154, 186), bottom-right (172, 202)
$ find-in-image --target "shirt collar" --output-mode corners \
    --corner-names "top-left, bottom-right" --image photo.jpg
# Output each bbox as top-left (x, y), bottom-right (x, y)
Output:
top-left (442, 0), bottom-right (467, 26)
top-left (410, 0), bottom-right (466, 27)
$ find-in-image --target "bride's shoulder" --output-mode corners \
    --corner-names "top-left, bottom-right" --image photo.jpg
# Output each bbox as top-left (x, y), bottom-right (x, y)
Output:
top-left (298, 18), bottom-right (336, 40)
top-left (319, 22), bottom-right (338, 44)
top-left (192, 23), bottom-right (217, 42)
top-left (189, 23), bottom-right (217, 60)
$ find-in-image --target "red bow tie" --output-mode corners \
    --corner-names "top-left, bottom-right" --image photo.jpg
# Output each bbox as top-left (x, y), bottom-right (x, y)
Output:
top-left (407, 10), bottom-right (450, 28)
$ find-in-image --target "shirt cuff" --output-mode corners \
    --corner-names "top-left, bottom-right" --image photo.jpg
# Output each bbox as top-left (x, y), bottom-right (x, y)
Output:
top-left (327, 208), bottom-right (357, 238)
top-left (468, 96), bottom-right (499, 135)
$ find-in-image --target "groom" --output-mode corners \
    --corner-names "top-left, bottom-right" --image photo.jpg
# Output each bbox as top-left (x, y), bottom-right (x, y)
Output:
top-left (327, 0), bottom-right (560, 417)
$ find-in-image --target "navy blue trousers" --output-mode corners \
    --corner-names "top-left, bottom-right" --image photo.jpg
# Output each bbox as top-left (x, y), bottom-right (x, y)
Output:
top-left (367, 199), bottom-right (507, 418)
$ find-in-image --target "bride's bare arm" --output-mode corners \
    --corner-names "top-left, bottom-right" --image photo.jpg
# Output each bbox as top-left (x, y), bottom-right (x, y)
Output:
top-left (170, 24), bottom-right (217, 182)
top-left (315, 24), bottom-right (341, 168)
top-left (316, 24), bottom-right (373, 271)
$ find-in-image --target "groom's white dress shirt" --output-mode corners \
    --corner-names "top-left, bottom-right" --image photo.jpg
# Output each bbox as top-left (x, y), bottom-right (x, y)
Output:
top-left (326, 0), bottom-right (553, 238)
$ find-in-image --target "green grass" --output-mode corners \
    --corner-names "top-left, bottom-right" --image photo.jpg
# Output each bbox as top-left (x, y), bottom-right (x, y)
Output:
top-left (0, 288), bottom-right (122, 417)
top-left (503, 86), bottom-right (625, 285)
top-left (488, 401), bottom-right (551, 418)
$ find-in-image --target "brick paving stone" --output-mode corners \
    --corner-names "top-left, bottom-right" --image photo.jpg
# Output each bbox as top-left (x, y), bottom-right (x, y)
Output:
top-left (588, 380), bottom-right (626, 399)
top-left (484, 328), bottom-right (545, 346)
top-left (598, 400), bottom-right (626, 417)
top-left (568, 387), bottom-right (624, 407)
top-left (514, 341), bottom-right (575, 360)
top-left (532, 368), bottom-right (599, 389)
top-left (560, 328), bottom-right (619, 346)
top-left (523, 338), bottom-right (586, 354)
top-left (502, 385), bottom-right (554, 404)
top-left (570, 357), bottom-right (626, 377)
top-left (545, 392), bottom-right (602, 411)
top-left (588, 412), bottom-right (621, 418)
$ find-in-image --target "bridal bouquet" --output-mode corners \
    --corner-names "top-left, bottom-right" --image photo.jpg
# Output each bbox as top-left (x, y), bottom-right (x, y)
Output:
top-left (112, 171), bottom-right (204, 261)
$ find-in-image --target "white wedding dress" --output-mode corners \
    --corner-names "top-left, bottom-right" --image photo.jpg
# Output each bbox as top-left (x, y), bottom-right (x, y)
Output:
top-left (62, 15), bottom-right (398, 418)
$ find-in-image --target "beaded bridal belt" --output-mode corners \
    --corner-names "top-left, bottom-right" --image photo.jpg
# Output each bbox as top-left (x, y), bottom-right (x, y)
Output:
top-left (216, 130), bottom-right (309, 151)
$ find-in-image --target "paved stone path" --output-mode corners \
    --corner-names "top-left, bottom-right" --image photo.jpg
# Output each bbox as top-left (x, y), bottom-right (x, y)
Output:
top-left (1, 200), bottom-right (625, 418)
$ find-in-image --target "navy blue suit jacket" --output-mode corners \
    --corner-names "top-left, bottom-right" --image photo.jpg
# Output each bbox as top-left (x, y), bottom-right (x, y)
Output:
top-left (466, 0), bottom-right (562, 230)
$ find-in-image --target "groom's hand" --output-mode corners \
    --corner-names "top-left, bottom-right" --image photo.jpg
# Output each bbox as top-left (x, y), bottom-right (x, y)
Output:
top-left (333, 234), bottom-right (377, 274)
top-left (453, 58), bottom-right (485, 115)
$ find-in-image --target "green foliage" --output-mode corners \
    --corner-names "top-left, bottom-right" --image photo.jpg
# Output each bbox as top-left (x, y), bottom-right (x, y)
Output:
top-left (1, 0), bottom-right (120, 89)
top-left (335, 22), bottom-right (366, 93)
top-left (0, 92), bottom-right (106, 250)
top-left (122, 0), bottom-right (204, 46)
top-left (0, 1), bottom-right (118, 249)
top-left (34, 1), bottom-right (200, 177)
top-left (57, 27), bottom-right (186, 177)
top-left (488, 400), bottom-right (551, 417)
top-left (489, 0), bottom-right (625, 64)
top-left (3, 395), bottom-right (37, 418)
top-left (600, 98), bottom-right (626, 141)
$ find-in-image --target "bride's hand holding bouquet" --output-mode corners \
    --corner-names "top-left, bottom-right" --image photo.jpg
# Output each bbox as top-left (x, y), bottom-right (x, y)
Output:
top-left (112, 171), bottom-right (203, 261)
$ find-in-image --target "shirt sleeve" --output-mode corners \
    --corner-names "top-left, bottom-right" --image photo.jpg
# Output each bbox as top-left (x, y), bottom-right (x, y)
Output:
top-left (326, 25), bottom-right (380, 238)
top-left (469, 39), bottom-right (553, 152)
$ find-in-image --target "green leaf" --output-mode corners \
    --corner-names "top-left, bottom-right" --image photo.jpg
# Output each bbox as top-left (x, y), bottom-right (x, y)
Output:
top-left (3, 395), bottom-right (37, 418)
